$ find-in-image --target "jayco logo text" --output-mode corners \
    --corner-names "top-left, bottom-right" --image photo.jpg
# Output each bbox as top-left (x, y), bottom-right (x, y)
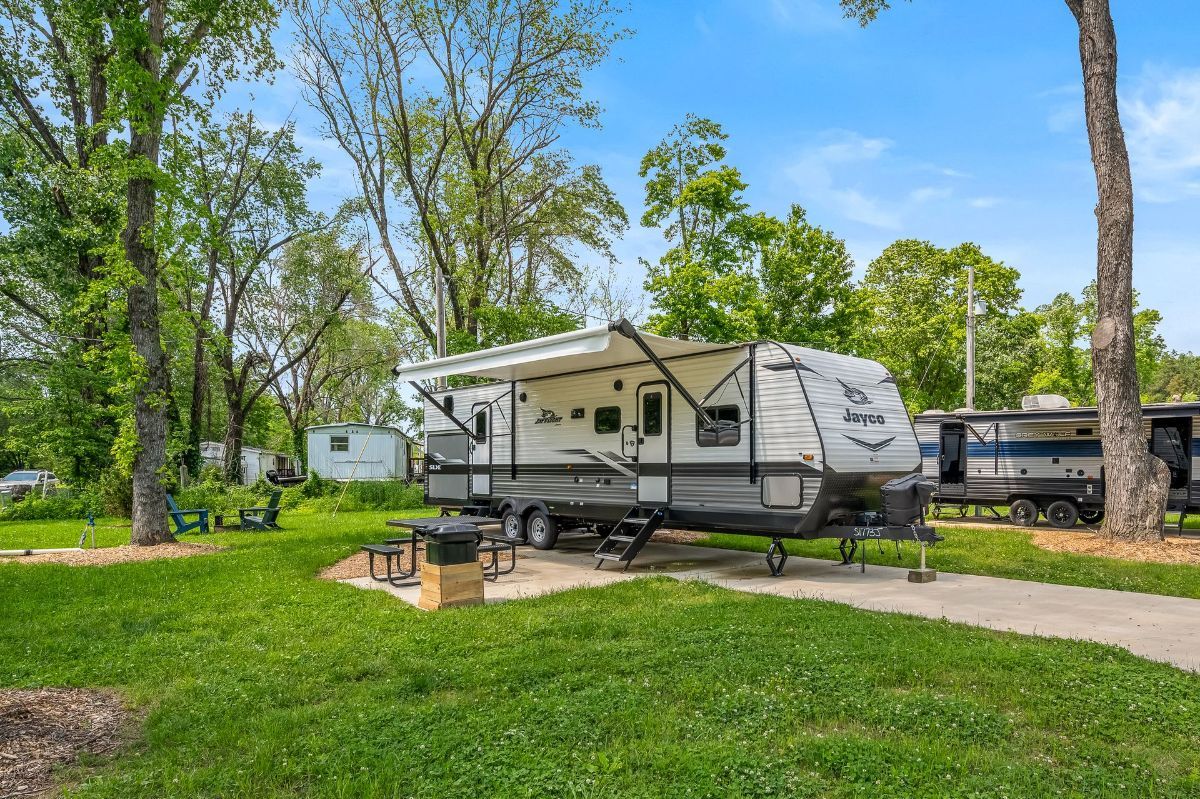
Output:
top-left (842, 408), bottom-right (886, 426)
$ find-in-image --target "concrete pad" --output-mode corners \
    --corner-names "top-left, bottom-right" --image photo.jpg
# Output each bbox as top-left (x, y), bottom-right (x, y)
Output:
top-left (339, 535), bottom-right (1200, 671)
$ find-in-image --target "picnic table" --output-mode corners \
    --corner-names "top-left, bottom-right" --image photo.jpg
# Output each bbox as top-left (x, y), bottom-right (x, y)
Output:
top-left (363, 515), bottom-right (510, 587)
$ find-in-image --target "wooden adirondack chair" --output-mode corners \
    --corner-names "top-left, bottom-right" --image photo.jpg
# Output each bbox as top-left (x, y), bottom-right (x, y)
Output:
top-left (166, 494), bottom-right (209, 535)
top-left (238, 489), bottom-right (283, 531)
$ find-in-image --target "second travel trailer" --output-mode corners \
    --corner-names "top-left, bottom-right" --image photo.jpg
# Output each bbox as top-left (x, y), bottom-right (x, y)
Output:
top-left (914, 396), bottom-right (1199, 528)
top-left (393, 319), bottom-right (940, 573)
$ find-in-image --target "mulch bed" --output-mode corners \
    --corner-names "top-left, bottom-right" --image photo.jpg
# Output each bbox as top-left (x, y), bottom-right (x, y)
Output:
top-left (2, 542), bottom-right (224, 567)
top-left (1030, 529), bottom-right (1200, 565)
top-left (0, 688), bottom-right (129, 798)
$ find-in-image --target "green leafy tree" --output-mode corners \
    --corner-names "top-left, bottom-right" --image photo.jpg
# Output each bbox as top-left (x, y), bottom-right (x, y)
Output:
top-left (861, 240), bottom-right (1022, 412)
top-left (106, 0), bottom-right (277, 543)
top-left (639, 116), bottom-right (756, 341)
top-left (293, 0), bottom-right (628, 355)
top-left (751, 205), bottom-right (865, 351)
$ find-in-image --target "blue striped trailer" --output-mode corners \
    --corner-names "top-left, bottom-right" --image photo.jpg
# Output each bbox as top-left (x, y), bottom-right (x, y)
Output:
top-left (913, 402), bottom-right (1200, 528)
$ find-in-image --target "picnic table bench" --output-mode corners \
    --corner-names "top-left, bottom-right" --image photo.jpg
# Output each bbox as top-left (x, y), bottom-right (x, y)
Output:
top-left (362, 516), bottom-right (513, 586)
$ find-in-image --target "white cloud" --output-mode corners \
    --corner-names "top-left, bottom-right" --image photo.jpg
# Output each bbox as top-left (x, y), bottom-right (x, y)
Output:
top-left (909, 186), bottom-right (952, 204)
top-left (785, 131), bottom-right (904, 229)
top-left (1123, 66), bottom-right (1200, 202)
top-left (763, 0), bottom-right (844, 31)
top-left (968, 196), bottom-right (1003, 209)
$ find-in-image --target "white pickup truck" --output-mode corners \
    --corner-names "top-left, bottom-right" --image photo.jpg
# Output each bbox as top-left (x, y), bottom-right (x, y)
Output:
top-left (0, 469), bottom-right (59, 501)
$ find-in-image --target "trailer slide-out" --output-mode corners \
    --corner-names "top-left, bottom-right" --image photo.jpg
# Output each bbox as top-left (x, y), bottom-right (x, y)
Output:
top-left (393, 319), bottom-right (941, 574)
top-left (915, 401), bottom-right (1199, 528)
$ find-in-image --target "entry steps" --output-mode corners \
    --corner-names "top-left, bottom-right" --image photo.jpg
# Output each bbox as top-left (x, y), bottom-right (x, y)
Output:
top-left (593, 506), bottom-right (666, 571)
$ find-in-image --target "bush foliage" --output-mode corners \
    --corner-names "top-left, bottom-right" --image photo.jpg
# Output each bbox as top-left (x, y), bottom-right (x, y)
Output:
top-left (0, 471), bottom-right (426, 521)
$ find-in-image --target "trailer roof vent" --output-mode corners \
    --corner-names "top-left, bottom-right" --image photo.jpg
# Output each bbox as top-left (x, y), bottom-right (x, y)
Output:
top-left (1021, 394), bottom-right (1071, 410)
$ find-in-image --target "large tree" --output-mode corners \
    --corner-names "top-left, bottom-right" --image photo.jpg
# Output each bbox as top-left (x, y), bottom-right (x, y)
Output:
top-left (840, 0), bottom-right (1169, 538)
top-left (0, 0), bottom-right (124, 482)
top-left (106, 0), bottom-right (277, 543)
top-left (860, 240), bottom-right (1022, 413)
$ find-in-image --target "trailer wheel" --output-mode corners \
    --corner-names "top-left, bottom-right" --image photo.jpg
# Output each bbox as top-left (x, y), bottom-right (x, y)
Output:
top-left (526, 509), bottom-right (559, 550)
top-left (1009, 499), bottom-right (1038, 527)
top-left (501, 508), bottom-right (525, 542)
top-left (1079, 509), bottom-right (1105, 525)
top-left (1046, 500), bottom-right (1079, 529)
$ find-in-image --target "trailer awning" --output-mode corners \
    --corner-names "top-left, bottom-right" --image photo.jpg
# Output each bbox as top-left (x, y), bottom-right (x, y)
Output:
top-left (393, 321), bottom-right (739, 382)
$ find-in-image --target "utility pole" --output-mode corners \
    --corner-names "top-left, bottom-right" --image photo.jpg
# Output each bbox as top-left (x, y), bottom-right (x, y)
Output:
top-left (435, 264), bottom-right (447, 390)
top-left (965, 261), bottom-right (976, 411)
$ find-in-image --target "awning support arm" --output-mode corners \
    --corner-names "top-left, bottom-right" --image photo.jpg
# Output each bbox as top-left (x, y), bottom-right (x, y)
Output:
top-left (610, 319), bottom-right (720, 430)
top-left (408, 381), bottom-right (476, 438)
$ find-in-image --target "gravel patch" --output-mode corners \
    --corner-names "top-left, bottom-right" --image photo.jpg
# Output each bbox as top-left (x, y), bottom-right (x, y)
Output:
top-left (0, 688), bottom-right (129, 798)
top-left (1, 542), bottom-right (224, 567)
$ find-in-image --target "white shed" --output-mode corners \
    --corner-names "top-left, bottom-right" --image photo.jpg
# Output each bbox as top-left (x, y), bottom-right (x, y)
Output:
top-left (304, 423), bottom-right (413, 481)
top-left (200, 441), bottom-right (298, 486)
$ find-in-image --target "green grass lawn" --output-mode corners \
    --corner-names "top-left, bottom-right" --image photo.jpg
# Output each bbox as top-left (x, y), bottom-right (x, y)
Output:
top-left (2, 511), bottom-right (1200, 798)
top-left (690, 521), bottom-right (1200, 600)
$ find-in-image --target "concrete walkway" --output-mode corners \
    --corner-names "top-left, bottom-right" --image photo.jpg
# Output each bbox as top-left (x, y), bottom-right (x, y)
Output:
top-left (341, 536), bottom-right (1200, 671)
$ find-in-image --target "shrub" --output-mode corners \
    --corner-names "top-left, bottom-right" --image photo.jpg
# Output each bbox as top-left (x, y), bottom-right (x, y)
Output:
top-left (0, 490), bottom-right (96, 521)
top-left (97, 468), bottom-right (134, 517)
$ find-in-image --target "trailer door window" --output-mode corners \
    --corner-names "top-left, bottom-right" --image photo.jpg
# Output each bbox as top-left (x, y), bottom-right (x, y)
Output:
top-left (642, 392), bottom-right (663, 436)
top-left (697, 405), bottom-right (740, 447)
top-left (474, 410), bottom-right (488, 442)
top-left (330, 435), bottom-right (349, 453)
top-left (595, 406), bottom-right (621, 434)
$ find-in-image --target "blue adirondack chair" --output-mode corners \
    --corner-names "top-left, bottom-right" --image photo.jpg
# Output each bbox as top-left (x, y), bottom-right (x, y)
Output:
top-left (166, 494), bottom-right (209, 535)
top-left (238, 489), bottom-right (283, 531)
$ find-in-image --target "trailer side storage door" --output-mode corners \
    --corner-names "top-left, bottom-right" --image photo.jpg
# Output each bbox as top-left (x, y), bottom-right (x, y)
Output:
top-left (637, 382), bottom-right (669, 504)
top-left (427, 432), bottom-right (470, 504)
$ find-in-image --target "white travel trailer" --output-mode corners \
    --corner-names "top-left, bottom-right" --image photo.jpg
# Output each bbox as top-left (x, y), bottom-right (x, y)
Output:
top-left (915, 398), bottom-right (1200, 528)
top-left (200, 441), bottom-right (296, 486)
top-left (395, 320), bottom-right (939, 572)
top-left (304, 423), bottom-right (414, 481)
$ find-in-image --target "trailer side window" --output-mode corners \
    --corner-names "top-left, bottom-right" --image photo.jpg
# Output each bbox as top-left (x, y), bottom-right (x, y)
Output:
top-left (642, 392), bottom-right (663, 436)
top-left (697, 405), bottom-right (741, 447)
top-left (330, 435), bottom-right (349, 453)
top-left (595, 406), bottom-right (621, 434)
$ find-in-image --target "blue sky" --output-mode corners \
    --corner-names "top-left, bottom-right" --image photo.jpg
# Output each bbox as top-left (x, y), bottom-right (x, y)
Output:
top-left (235, 0), bottom-right (1200, 352)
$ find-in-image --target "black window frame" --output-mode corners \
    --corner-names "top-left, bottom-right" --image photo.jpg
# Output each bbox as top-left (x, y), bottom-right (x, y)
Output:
top-left (594, 405), bottom-right (622, 434)
top-left (642, 391), bottom-right (663, 436)
top-left (696, 404), bottom-right (741, 447)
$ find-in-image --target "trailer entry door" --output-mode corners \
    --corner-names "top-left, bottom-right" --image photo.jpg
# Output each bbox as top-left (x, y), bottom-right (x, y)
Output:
top-left (470, 403), bottom-right (491, 497)
top-left (938, 421), bottom-right (968, 498)
top-left (1150, 418), bottom-right (1192, 499)
top-left (426, 432), bottom-right (470, 504)
top-left (637, 382), bottom-right (670, 504)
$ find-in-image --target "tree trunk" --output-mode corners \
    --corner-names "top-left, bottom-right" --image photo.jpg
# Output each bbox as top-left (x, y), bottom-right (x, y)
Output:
top-left (223, 400), bottom-right (246, 486)
top-left (292, 424), bottom-right (307, 472)
top-left (1067, 0), bottom-right (1169, 541)
top-left (124, 169), bottom-right (173, 544)
top-left (184, 328), bottom-right (208, 476)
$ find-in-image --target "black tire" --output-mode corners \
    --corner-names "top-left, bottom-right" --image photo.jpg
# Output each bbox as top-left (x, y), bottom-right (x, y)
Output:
top-left (1009, 498), bottom-right (1038, 527)
top-left (526, 509), bottom-right (559, 550)
top-left (1079, 509), bottom-right (1105, 525)
top-left (1046, 500), bottom-right (1079, 529)
top-left (501, 507), bottom-right (525, 542)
